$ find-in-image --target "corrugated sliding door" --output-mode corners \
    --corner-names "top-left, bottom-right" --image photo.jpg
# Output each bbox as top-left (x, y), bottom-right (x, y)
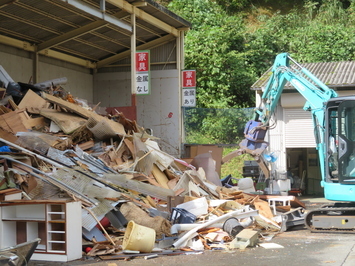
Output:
top-left (284, 109), bottom-right (316, 148)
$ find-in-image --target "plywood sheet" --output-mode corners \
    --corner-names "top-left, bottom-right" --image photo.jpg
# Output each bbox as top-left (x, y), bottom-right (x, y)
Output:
top-left (0, 128), bottom-right (17, 143)
top-left (151, 164), bottom-right (170, 189)
top-left (41, 92), bottom-right (96, 119)
top-left (42, 92), bottom-right (125, 135)
top-left (0, 111), bottom-right (27, 134)
top-left (18, 89), bottom-right (49, 114)
top-left (40, 109), bottom-right (86, 134)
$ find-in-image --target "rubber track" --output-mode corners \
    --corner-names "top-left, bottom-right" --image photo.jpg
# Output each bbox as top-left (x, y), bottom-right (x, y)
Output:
top-left (305, 206), bottom-right (355, 233)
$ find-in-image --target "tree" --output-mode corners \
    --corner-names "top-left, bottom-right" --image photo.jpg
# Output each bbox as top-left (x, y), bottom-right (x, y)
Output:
top-left (168, 0), bottom-right (355, 108)
top-left (169, 0), bottom-right (257, 108)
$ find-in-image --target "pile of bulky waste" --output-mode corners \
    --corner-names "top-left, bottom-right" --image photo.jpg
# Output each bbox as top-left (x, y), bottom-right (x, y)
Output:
top-left (0, 74), bottom-right (306, 263)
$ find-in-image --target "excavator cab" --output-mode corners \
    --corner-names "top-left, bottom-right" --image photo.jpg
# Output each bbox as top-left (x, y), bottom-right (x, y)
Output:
top-left (326, 96), bottom-right (355, 185)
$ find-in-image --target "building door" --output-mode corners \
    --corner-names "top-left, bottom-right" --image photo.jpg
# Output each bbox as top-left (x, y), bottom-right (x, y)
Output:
top-left (286, 147), bottom-right (323, 196)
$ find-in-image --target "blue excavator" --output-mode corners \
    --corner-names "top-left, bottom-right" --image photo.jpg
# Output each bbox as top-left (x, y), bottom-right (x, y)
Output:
top-left (240, 52), bottom-right (355, 232)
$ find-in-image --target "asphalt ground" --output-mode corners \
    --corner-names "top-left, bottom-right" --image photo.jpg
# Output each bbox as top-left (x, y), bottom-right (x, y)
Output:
top-left (28, 197), bottom-right (355, 266)
top-left (28, 225), bottom-right (355, 266)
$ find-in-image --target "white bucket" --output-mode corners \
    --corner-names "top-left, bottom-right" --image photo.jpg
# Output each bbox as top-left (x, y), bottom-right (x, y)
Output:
top-left (122, 221), bottom-right (156, 252)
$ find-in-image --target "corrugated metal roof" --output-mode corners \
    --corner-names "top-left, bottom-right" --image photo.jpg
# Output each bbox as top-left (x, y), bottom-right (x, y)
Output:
top-left (251, 60), bottom-right (355, 90)
top-left (0, 0), bottom-right (191, 69)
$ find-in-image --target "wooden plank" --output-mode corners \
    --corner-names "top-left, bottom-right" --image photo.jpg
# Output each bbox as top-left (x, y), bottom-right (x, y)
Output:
top-left (151, 164), bottom-right (170, 189)
top-left (40, 108), bottom-right (86, 134)
top-left (16, 221), bottom-right (27, 244)
top-left (78, 140), bottom-right (95, 150)
top-left (41, 92), bottom-right (94, 119)
top-left (15, 109), bottom-right (32, 129)
top-left (8, 99), bottom-right (18, 110)
top-left (0, 111), bottom-right (27, 134)
top-left (123, 139), bottom-right (135, 160)
top-left (18, 89), bottom-right (49, 114)
top-left (0, 127), bottom-right (17, 143)
top-left (253, 200), bottom-right (274, 219)
top-left (0, 105), bottom-right (11, 114)
top-left (253, 194), bottom-right (306, 208)
top-left (26, 117), bottom-right (47, 129)
top-left (41, 92), bottom-right (125, 134)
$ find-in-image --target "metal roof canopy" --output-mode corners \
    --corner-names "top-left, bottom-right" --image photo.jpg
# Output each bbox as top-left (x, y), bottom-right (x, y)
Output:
top-left (0, 0), bottom-right (191, 69)
top-left (251, 60), bottom-right (355, 90)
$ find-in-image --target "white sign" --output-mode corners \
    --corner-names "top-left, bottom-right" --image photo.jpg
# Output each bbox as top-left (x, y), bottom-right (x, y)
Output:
top-left (136, 72), bottom-right (149, 94)
top-left (182, 88), bottom-right (196, 107)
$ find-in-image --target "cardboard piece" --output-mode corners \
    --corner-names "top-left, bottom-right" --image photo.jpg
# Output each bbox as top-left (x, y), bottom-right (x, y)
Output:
top-left (185, 145), bottom-right (223, 175)
top-left (190, 153), bottom-right (222, 187)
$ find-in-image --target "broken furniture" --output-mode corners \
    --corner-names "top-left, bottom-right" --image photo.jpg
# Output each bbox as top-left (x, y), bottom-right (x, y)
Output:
top-left (267, 197), bottom-right (291, 215)
top-left (229, 229), bottom-right (259, 250)
top-left (0, 200), bottom-right (82, 262)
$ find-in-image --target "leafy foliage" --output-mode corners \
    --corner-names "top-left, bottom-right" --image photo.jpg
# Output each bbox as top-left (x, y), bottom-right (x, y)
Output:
top-left (169, 0), bottom-right (257, 108)
top-left (183, 107), bottom-right (253, 144)
top-left (164, 0), bottom-right (355, 177)
top-left (168, 0), bottom-right (355, 109)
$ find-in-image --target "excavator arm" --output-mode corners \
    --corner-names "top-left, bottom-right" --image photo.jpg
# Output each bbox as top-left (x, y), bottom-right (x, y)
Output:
top-left (231, 53), bottom-right (338, 180)
top-left (226, 52), bottom-right (355, 232)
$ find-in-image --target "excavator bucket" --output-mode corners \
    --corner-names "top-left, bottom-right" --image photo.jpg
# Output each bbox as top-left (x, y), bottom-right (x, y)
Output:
top-left (222, 141), bottom-right (270, 179)
top-left (221, 120), bottom-right (270, 178)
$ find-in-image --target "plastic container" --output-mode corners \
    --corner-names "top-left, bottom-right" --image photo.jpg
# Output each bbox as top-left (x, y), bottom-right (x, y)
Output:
top-left (122, 221), bottom-right (156, 252)
top-left (223, 218), bottom-right (244, 238)
top-left (169, 208), bottom-right (196, 224)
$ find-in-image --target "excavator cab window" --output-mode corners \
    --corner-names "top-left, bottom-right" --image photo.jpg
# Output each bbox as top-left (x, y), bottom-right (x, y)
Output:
top-left (327, 108), bottom-right (339, 180)
top-left (338, 101), bottom-right (355, 183)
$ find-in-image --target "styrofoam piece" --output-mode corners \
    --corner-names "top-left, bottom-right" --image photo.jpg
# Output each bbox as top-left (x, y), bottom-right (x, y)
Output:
top-left (272, 179), bottom-right (291, 193)
top-left (176, 197), bottom-right (208, 218)
top-left (238, 178), bottom-right (256, 193)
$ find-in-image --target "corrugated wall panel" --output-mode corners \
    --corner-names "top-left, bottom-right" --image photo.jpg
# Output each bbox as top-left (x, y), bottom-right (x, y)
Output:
top-left (285, 109), bottom-right (315, 148)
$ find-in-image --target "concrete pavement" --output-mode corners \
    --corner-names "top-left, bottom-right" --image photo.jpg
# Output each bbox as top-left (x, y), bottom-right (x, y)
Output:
top-left (28, 196), bottom-right (355, 266)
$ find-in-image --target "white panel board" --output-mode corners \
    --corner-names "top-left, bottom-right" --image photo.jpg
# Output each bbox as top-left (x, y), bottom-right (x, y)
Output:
top-left (38, 62), bottom-right (93, 103)
top-left (0, 49), bottom-right (33, 84)
top-left (284, 108), bottom-right (315, 148)
top-left (0, 45), bottom-right (94, 103)
top-left (93, 72), bottom-right (131, 107)
top-left (137, 70), bottom-right (180, 157)
top-left (94, 70), bottom-right (181, 157)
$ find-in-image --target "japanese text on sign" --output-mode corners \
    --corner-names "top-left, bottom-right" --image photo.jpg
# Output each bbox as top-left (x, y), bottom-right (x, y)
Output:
top-left (182, 69), bottom-right (196, 107)
top-left (182, 88), bottom-right (196, 107)
top-left (135, 52), bottom-right (149, 72)
top-left (135, 50), bottom-right (150, 95)
top-left (182, 70), bottom-right (196, 88)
